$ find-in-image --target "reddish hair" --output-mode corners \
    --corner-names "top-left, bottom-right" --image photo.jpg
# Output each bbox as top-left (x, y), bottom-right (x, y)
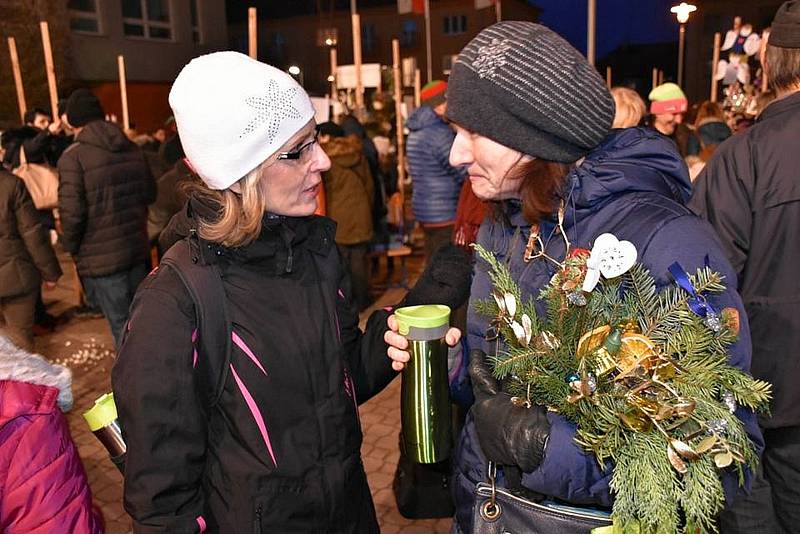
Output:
top-left (511, 158), bottom-right (570, 223)
top-left (449, 113), bottom-right (572, 224)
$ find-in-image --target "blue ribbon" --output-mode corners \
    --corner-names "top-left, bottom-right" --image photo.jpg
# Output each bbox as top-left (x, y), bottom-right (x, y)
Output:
top-left (668, 261), bottom-right (717, 319)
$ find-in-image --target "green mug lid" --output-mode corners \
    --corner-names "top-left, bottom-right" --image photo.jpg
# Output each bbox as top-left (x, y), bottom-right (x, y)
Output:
top-left (395, 304), bottom-right (451, 335)
top-left (83, 392), bottom-right (118, 432)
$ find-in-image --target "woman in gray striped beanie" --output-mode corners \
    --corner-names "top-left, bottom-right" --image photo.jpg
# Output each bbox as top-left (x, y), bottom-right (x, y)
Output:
top-left (434, 20), bottom-right (762, 533)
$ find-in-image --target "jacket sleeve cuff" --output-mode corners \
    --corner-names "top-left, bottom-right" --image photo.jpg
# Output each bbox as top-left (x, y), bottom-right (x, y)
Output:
top-left (521, 412), bottom-right (613, 507)
top-left (351, 308), bottom-right (397, 404)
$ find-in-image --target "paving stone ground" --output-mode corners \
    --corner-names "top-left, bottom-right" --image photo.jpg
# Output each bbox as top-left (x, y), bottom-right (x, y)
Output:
top-left (33, 249), bottom-right (450, 533)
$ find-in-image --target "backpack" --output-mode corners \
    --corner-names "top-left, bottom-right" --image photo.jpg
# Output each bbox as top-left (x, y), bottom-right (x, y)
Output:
top-left (159, 231), bottom-right (231, 409)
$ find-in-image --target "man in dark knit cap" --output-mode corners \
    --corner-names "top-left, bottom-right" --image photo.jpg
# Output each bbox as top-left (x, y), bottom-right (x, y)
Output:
top-left (58, 88), bottom-right (155, 348)
top-left (690, 3), bottom-right (800, 532)
top-left (406, 80), bottom-right (467, 263)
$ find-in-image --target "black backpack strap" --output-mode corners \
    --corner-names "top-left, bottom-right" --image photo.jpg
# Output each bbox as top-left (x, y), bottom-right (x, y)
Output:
top-left (161, 233), bottom-right (231, 409)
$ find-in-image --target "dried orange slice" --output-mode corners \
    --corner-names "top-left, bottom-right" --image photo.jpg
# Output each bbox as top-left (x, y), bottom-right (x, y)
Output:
top-left (618, 333), bottom-right (658, 372)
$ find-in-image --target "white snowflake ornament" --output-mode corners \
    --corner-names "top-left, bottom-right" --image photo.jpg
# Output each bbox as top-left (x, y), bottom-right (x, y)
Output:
top-left (582, 233), bottom-right (638, 292)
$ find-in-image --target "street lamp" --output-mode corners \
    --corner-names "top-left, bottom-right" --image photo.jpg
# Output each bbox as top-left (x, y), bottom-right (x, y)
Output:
top-left (671, 2), bottom-right (697, 88)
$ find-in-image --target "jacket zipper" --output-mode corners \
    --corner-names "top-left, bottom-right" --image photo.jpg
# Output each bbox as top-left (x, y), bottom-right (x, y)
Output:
top-left (254, 504), bottom-right (262, 533)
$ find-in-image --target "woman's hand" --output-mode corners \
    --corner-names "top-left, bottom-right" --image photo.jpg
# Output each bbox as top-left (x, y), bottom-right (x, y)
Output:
top-left (384, 314), bottom-right (462, 372)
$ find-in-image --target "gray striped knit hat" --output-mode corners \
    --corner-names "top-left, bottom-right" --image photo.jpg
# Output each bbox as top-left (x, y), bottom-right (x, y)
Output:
top-left (446, 21), bottom-right (615, 163)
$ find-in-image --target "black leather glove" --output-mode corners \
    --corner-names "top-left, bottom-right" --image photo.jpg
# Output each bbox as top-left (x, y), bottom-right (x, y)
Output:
top-left (403, 245), bottom-right (472, 310)
top-left (469, 350), bottom-right (551, 473)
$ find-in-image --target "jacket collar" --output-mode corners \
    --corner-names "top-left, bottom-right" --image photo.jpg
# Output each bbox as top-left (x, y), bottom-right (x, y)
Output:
top-left (184, 198), bottom-right (337, 272)
top-left (758, 90), bottom-right (800, 122)
top-left (498, 127), bottom-right (690, 236)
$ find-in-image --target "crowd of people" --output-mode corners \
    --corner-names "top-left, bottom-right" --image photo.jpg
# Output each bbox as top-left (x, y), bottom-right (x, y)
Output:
top-left (0, 0), bottom-right (798, 532)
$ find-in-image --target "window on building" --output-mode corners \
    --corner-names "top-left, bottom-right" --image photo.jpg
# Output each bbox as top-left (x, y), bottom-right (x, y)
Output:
top-left (190, 0), bottom-right (202, 44)
top-left (400, 19), bottom-right (418, 48)
top-left (443, 14), bottom-right (467, 36)
top-left (68, 0), bottom-right (101, 34)
top-left (122, 0), bottom-right (172, 40)
top-left (362, 23), bottom-right (376, 54)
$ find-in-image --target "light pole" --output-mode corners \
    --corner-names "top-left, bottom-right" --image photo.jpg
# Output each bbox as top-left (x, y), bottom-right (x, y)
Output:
top-left (671, 2), bottom-right (697, 88)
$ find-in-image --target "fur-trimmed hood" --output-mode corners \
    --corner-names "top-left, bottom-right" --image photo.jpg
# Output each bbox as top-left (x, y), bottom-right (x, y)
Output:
top-left (0, 336), bottom-right (73, 412)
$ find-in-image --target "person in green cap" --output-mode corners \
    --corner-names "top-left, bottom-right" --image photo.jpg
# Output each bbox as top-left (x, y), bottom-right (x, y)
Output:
top-left (648, 82), bottom-right (689, 151)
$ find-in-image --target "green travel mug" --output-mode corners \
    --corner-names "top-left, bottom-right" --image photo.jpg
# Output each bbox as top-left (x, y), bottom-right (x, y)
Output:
top-left (395, 304), bottom-right (452, 464)
top-left (84, 393), bottom-right (126, 473)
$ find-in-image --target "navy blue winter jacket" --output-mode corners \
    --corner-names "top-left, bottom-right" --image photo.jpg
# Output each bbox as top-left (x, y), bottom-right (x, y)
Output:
top-left (453, 127), bottom-right (764, 531)
top-left (406, 106), bottom-right (466, 225)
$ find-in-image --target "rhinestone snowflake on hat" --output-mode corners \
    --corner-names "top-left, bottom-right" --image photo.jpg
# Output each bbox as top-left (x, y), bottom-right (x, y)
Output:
top-left (472, 38), bottom-right (512, 79)
top-left (239, 79), bottom-right (304, 140)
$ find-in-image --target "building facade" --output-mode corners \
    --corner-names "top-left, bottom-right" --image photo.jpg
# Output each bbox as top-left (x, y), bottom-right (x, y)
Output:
top-left (228, 0), bottom-right (539, 97)
top-left (67, 0), bottom-right (228, 131)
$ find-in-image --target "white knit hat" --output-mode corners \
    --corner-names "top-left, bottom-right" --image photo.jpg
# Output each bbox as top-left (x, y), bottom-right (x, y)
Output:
top-left (169, 51), bottom-right (315, 190)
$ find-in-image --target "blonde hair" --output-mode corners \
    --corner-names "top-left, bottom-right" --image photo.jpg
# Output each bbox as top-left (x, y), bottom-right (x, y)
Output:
top-left (184, 120), bottom-right (316, 247)
top-left (186, 158), bottom-right (272, 248)
top-left (610, 87), bottom-right (646, 129)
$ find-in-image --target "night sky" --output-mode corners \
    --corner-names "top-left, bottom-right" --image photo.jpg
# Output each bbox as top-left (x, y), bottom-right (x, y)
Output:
top-left (226, 0), bottom-right (682, 61)
top-left (531, 0), bottom-right (679, 59)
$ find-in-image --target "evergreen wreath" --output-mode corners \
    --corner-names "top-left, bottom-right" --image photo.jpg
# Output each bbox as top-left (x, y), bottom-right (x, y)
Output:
top-left (473, 234), bottom-right (771, 534)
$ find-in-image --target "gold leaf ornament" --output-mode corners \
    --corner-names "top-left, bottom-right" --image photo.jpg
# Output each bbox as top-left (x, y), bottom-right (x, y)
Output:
top-left (695, 435), bottom-right (718, 454)
top-left (670, 439), bottom-right (700, 461)
top-left (534, 330), bottom-right (561, 351)
top-left (667, 444), bottom-right (688, 473)
top-left (714, 451), bottom-right (734, 468)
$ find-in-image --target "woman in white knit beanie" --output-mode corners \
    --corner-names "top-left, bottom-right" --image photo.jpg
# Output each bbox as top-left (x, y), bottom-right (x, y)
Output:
top-left (111, 52), bottom-right (447, 532)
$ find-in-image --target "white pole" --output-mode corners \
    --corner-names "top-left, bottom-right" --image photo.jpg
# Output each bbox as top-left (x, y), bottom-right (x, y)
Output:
top-left (352, 13), bottom-right (364, 114)
top-left (117, 55), bottom-right (130, 132)
top-left (678, 23), bottom-right (686, 88)
top-left (7, 37), bottom-right (27, 123)
top-left (587, 0), bottom-right (596, 66)
top-left (710, 32), bottom-right (721, 102)
top-left (393, 39), bottom-right (407, 198)
top-left (496, 0), bottom-right (502, 23)
top-left (424, 0), bottom-right (432, 83)
top-left (414, 68), bottom-right (421, 108)
top-left (39, 21), bottom-right (60, 121)
top-left (248, 7), bottom-right (257, 59)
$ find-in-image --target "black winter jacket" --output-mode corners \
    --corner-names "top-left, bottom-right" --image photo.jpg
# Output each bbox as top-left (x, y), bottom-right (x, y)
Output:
top-left (689, 91), bottom-right (800, 429)
top-left (1, 126), bottom-right (57, 169)
top-left (112, 200), bottom-right (396, 533)
top-left (57, 120), bottom-right (155, 277)
top-left (0, 169), bottom-right (61, 298)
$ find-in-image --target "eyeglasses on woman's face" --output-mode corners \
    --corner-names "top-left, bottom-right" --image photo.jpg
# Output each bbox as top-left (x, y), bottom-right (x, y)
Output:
top-left (276, 129), bottom-right (320, 162)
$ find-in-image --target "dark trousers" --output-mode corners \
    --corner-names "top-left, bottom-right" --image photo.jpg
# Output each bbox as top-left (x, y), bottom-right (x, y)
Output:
top-left (340, 242), bottom-right (371, 311)
top-left (82, 263), bottom-right (148, 348)
top-left (0, 290), bottom-right (37, 351)
top-left (422, 224), bottom-right (454, 267)
top-left (719, 425), bottom-right (800, 534)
